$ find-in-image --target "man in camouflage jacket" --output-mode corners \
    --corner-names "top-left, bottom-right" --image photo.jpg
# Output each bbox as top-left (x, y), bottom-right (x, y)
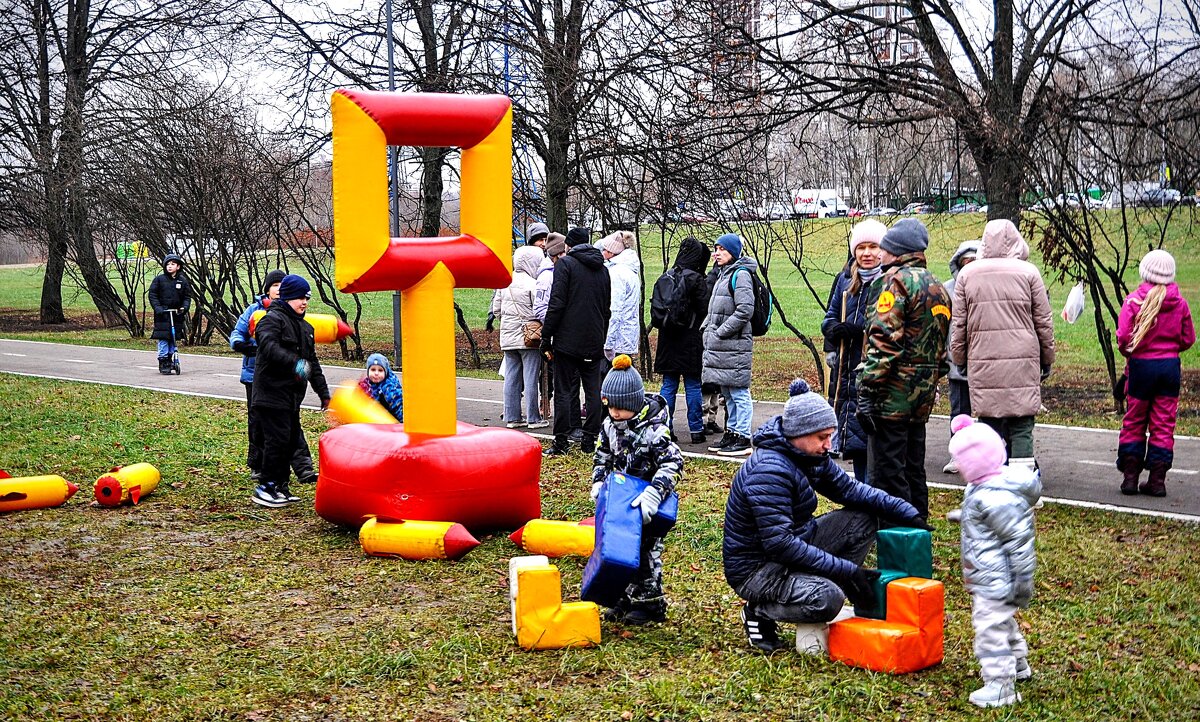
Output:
top-left (857, 218), bottom-right (951, 520)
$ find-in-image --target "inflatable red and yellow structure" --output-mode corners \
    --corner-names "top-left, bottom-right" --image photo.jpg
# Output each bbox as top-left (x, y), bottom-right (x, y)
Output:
top-left (0, 471), bottom-right (78, 513)
top-left (314, 90), bottom-right (541, 530)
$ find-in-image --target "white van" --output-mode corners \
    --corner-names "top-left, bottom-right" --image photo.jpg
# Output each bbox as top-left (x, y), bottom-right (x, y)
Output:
top-left (791, 189), bottom-right (849, 219)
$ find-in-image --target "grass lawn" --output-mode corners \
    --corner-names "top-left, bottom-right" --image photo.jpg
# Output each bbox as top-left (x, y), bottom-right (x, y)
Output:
top-left (2, 376), bottom-right (1199, 720)
top-left (2, 209), bottom-right (1199, 433)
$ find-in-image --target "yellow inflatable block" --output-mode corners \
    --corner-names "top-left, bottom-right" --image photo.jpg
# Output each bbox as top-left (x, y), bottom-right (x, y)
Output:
top-left (358, 517), bottom-right (479, 560)
top-left (0, 472), bottom-right (78, 512)
top-left (511, 557), bottom-right (601, 650)
top-left (509, 519), bottom-right (595, 557)
top-left (328, 382), bottom-right (399, 425)
top-left (94, 463), bottom-right (160, 507)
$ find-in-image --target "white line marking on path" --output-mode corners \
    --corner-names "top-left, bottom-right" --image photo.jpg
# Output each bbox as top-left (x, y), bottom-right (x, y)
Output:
top-left (1078, 459), bottom-right (1197, 475)
top-left (459, 397), bottom-right (503, 405)
top-left (211, 373), bottom-right (242, 378)
top-left (135, 366), bottom-right (160, 370)
top-left (1, 352), bottom-right (26, 356)
top-left (63, 359), bottom-right (93, 364)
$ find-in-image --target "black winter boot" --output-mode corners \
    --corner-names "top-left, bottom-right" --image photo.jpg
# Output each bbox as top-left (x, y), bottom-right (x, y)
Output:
top-left (158, 357), bottom-right (171, 374)
top-left (1118, 456), bottom-right (1142, 496)
top-left (741, 604), bottom-right (786, 654)
top-left (1140, 462), bottom-right (1169, 497)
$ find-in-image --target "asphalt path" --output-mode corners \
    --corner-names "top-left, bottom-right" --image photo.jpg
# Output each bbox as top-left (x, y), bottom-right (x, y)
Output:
top-left (2, 338), bottom-right (1197, 522)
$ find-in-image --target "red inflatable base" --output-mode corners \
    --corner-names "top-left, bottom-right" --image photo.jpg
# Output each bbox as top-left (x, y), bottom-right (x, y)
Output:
top-left (314, 422), bottom-right (542, 530)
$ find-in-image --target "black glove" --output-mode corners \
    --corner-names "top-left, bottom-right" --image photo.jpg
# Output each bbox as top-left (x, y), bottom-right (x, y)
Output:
top-left (902, 517), bottom-right (935, 532)
top-left (844, 566), bottom-right (882, 609)
top-left (836, 321), bottom-right (862, 339)
top-left (485, 311), bottom-right (495, 333)
top-left (1040, 364), bottom-right (1052, 381)
top-left (854, 389), bottom-right (878, 436)
top-left (232, 341), bottom-right (254, 357)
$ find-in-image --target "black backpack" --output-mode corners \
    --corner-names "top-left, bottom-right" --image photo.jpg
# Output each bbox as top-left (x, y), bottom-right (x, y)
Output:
top-left (731, 267), bottom-right (773, 336)
top-left (650, 268), bottom-right (696, 330)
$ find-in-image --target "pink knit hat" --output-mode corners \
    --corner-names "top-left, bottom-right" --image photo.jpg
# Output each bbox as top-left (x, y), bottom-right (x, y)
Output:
top-left (849, 219), bottom-right (887, 254)
top-left (947, 415), bottom-right (1007, 485)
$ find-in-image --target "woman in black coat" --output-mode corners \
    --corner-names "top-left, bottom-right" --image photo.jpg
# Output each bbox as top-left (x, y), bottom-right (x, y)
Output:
top-left (652, 237), bottom-right (712, 444)
top-left (147, 253), bottom-right (192, 374)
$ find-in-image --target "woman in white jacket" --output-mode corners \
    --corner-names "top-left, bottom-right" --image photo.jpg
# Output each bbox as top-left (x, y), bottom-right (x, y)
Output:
top-left (492, 245), bottom-right (548, 428)
top-left (600, 232), bottom-right (642, 361)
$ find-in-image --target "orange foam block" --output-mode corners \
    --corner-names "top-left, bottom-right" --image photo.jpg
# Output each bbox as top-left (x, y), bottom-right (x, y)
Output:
top-left (510, 556), bottom-right (600, 650)
top-left (827, 577), bottom-right (944, 674)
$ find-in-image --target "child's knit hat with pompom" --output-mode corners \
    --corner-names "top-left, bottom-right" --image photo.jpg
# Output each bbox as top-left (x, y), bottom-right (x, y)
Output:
top-left (601, 354), bottom-right (644, 411)
top-left (781, 378), bottom-right (837, 438)
top-left (947, 415), bottom-right (1007, 484)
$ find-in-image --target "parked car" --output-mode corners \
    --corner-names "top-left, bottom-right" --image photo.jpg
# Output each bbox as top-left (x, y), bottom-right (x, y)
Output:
top-left (757, 201), bottom-right (794, 220)
top-left (948, 202), bottom-right (981, 214)
top-left (846, 207), bottom-right (865, 217)
top-left (901, 202), bottom-right (934, 214)
top-left (1134, 188), bottom-right (1182, 207)
top-left (865, 206), bottom-right (897, 216)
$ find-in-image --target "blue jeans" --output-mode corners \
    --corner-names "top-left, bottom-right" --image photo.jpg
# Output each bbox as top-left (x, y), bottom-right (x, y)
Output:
top-left (661, 374), bottom-right (704, 434)
top-left (720, 385), bottom-right (753, 436)
top-left (503, 348), bottom-right (543, 424)
top-left (156, 340), bottom-right (177, 359)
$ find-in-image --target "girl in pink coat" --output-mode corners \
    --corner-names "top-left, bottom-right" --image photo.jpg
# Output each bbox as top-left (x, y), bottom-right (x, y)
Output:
top-left (1116, 250), bottom-right (1195, 496)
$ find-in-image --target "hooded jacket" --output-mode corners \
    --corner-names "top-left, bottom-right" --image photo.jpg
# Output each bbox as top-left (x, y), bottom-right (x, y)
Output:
top-left (961, 464), bottom-right (1041, 606)
top-left (944, 241), bottom-right (980, 383)
top-left (702, 255), bottom-right (759, 388)
top-left (1116, 282), bottom-right (1195, 359)
top-left (820, 265), bottom-right (879, 456)
top-left (492, 246), bottom-right (545, 351)
top-left (251, 300), bottom-right (330, 410)
top-left (653, 238), bottom-right (711, 377)
top-left (230, 296), bottom-right (269, 384)
top-left (604, 248), bottom-right (643, 356)
top-left (358, 352), bottom-right (404, 421)
top-left (532, 258), bottom-right (555, 321)
top-left (148, 253), bottom-right (192, 341)
top-left (541, 243), bottom-right (611, 359)
top-left (950, 222), bottom-right (1055, 418)
top-left (590, 393), bottom-right (683, 497)
top-left (722, 417), bottom-right (922, 591)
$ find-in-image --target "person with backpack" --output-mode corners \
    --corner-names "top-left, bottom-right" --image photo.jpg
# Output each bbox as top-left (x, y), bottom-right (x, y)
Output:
top-left (703, 233), bottom-right (761, 456)
top-left (600, 232), bottom-right (642, 361)
top-left (651, 237), bottom-right (712, 444)
top-left (821, 220), bottom-right (885, 484)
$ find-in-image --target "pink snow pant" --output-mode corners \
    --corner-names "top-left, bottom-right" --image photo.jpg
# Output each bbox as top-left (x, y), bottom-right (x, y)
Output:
top-left (1118, 357), bottom-right (1181, 468)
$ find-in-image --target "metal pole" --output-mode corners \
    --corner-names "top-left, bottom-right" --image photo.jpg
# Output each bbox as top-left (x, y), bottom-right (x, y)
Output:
top-left (385, 0), bottom-right (402, 368)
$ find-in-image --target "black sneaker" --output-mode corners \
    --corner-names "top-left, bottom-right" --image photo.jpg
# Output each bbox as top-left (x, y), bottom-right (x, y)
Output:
top-left (580, 438), bottom-right (597, 455)
top-left (703, 421), bottom-right (722, 435)
top-left (718, 433), bottom-right (753, 457)
top-left (690, 432), bottom-right (707, 445)
top-left (741, 605), bottom-right (786, 653)
top-left (278, 483), bottom-right (300, 504)
top-left (543, 444), bottom-right (570, 458)
top-left (568, 428), bottom-right (585, 443)
top-left (251, 484), bottom-right (288, 508)
top-left (621, 605), bottom-right (667, 625)
top-left (707, 432), bottom-right (732, 453)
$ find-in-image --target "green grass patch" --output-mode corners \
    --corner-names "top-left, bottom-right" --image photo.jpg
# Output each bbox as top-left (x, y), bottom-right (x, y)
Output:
top-left (1, 375), bottom-right (1199, 719)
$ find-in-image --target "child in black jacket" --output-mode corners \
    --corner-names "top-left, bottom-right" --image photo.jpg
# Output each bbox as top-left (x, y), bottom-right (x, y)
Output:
top-left (250, 275), bottom-right (331, 508)
top-left (147, 253), bottom-right (192, 374)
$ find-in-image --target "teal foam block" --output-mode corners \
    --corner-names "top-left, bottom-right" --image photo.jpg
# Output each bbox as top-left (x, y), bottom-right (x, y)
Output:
top-left (857, 569), bottom-right (908, 620)
top-left (877, 527), bottom-right (933, 579)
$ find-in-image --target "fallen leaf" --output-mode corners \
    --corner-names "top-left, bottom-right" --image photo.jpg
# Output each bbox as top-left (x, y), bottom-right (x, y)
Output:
top-left (621, 712), bottom-right (633, 720)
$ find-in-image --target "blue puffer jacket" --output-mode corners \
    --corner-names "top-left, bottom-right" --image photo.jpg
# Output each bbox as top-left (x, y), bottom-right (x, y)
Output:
top-left (358, 353), bottom-right (404, 422)
top-left (722, 417), bottom-right (921, 591)
top-left (229, 297), bottom-right (268, 384)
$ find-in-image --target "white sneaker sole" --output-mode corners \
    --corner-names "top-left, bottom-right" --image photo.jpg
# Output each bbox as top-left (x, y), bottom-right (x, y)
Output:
top-left (970, 692), bottom-right (1021, 708)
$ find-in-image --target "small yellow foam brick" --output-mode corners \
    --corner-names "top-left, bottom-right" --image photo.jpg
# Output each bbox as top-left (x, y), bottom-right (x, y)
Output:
top-left (509, 518), bottom-right (595, 557)
top-left (94, 463), bottom-right (160, 507)
top-left (510, 555), bottom-right (601, 650)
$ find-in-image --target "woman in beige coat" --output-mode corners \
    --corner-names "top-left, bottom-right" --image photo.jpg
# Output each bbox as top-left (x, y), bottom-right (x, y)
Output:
top-left (949, 219), bottom-right (1055, 469)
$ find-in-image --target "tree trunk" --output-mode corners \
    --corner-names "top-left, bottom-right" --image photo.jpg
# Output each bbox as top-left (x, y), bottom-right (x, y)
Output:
top-left (543, 123), bottom-right (571, 231)
top-left (39, 231), bottom-right (68, 324)
top-left (980, 149), bottom-right (1025, 222)
top-left (418, 146), bottom-right (447, 237)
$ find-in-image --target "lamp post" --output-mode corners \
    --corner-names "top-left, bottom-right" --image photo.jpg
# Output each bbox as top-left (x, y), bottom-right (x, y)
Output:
top-left (385, 0), bottom-right (403, 368)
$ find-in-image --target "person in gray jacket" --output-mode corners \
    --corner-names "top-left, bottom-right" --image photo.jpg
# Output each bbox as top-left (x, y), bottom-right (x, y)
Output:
top-left (948, 414), bottom-right (1041, 708)
top-left (702, 233), bottom-right (757, 456)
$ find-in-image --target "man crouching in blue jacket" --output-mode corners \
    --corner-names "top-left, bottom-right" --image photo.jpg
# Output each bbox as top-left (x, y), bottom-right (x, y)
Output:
top-left (723, 379), bottom-right (929, 653)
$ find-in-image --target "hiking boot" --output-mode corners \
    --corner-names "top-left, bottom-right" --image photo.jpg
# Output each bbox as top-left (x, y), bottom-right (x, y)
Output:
top-left (621, 605), bottom-right (667, 625)
top-left (251, 484), bottom-right (288, 508)
top-left (1118, 455), bottom-right (1142, 495)
top-left (718, 433), bottom-right (753, 457)
top-left (969, 679), bottom-right (1020, 708)
top-left (707, 432), bottom-right (733, 453)
top-left (1140, 462), bottom-right (1169, 497)
top-left (942, 459), bottom-right (959, 474)
top-left (542, 443), bottom-right (570, 458)
top-left (741, 605), bottom-right (786, 654)
top-left (690, 432), bottom-right (707, 445)
top-left (1015, 658), bottom-right (1033, 681)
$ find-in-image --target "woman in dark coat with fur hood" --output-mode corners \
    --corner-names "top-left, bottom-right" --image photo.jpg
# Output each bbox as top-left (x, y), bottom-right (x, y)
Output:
top-left (652, 237), bottom-right (713, 444)
top-left (148, 253), bottom-right (192, 373)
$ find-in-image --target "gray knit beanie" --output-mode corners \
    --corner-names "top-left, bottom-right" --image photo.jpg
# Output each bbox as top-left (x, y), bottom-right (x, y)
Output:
top-left (601, 354), bottom-right (645, 411)
top-left (781, 379), bottom-right (838, 438)
top-left (880, 218), bottom-right (930, 256)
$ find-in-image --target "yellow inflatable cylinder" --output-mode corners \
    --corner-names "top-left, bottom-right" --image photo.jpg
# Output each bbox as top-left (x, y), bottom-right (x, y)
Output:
top-left (249, 310), bottom-right (353, 344)
top-left (328, 382), bottom-right (399, 425)
top-left (94, 463), bottom-right (160, 507)
top-left (0, 472), bottom-right (78, 512)
top-left (400, 263), bottom-right (457, 436)
top-left (509, 519), bottom-right (595, 557)
top-left (358, 517), bottom-right (480, 560)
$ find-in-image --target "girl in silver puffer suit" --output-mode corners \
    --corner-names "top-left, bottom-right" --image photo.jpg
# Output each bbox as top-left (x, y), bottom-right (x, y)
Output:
top-left (948, 414), bottom-right (1042, 708)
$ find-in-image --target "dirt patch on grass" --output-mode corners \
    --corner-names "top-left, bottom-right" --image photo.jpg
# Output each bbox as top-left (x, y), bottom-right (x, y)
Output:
top-left (0, 308), bottom-right (109, 332)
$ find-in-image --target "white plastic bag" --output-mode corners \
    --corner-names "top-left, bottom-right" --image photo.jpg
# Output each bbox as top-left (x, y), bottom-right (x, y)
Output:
top-left (498, 354), bottom-right (508, 379)
top-left (1061, 282), bottom-right (1085, 323)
